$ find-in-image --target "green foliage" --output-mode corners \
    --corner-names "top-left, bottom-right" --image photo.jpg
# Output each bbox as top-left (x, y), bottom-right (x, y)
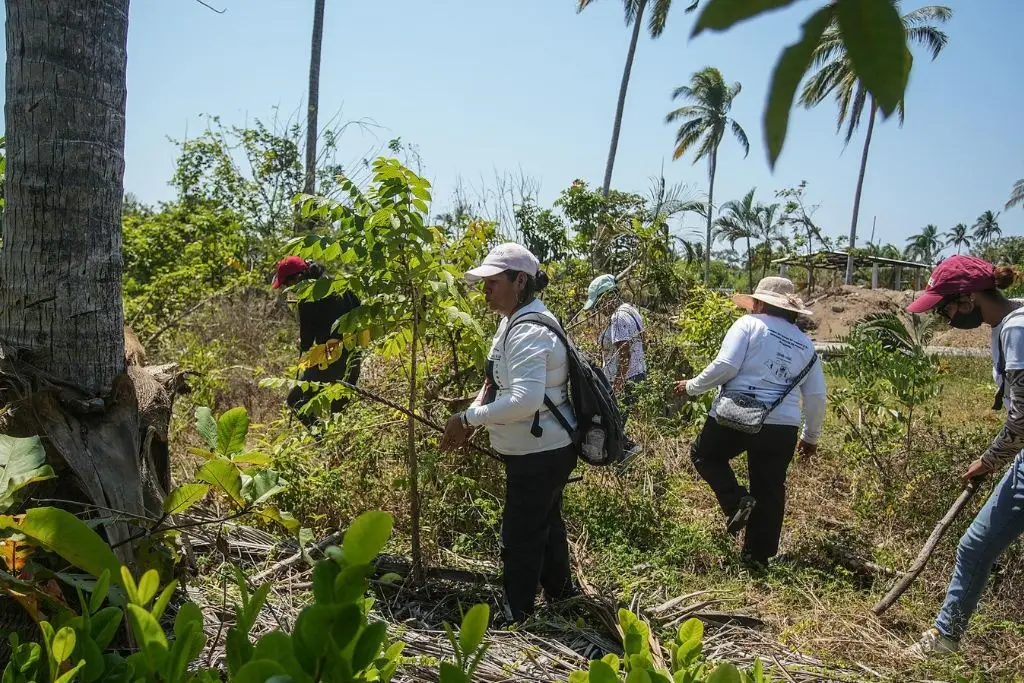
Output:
top-left (0, 435), bottom-right (55, 512)
top-left (567, 613), bottom-right (775, 683)
top-left (515, 198), bottom-right (570, 264)
top-left (828, 322), bottom-right (942, 510)
top-left (181, 405), bottom-right (298, 534)
top-left (439, 603), bottom-right (490, 683)
top-left (1, 511), bottom-right (405, 683)
top-left (693, 0), bottom-right (919, 166)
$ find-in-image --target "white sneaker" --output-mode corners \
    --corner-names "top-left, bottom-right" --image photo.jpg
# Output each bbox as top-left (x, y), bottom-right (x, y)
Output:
top-left (905, 628), bottom-right (959, 659)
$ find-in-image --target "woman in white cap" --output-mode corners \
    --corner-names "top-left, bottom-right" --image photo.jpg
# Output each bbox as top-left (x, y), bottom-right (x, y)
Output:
top-left (675, 276), bottom-right (826, 564)
top-left (440, 242), bottom-right (578, 621)
top-left (583, 274), bottom-right (647, 415)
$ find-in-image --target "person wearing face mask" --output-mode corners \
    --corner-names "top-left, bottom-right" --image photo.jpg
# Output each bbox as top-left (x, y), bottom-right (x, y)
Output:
top-left (903, 256), bottom-right (1024, 658)
top-left (439, 243), bottom-right (578, 622)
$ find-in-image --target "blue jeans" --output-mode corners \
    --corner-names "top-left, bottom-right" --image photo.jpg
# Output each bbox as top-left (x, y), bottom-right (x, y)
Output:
top-left (935, 452), bottom-right (1024, 640)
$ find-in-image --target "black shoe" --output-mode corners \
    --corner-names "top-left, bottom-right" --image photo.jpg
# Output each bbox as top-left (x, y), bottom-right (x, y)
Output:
top-left (727, 495), bottom-right (756, 535)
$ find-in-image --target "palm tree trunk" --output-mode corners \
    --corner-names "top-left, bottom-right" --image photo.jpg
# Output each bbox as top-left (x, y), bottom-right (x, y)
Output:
top-left (844, 99), bottom-right (877, 285)
top-left (600, 0), bottom-right (647, 198)
top-left (1, 0), bottom-right (163, 565)
top-left (745, 235), bottom-right (754, 292)
top-left (704, 147), bottom-right (718, 285)
top-left (303, 0), bottom-right (326, 202)
top-left (3, 0), bottom-right (127, 393)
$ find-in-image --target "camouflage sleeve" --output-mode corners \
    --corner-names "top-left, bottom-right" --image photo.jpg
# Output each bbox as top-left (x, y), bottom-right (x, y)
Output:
top-left (981, 368), bottom-right (1024, 470)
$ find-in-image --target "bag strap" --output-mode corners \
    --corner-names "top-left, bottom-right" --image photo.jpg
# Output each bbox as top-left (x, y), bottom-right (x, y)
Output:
top-left (766, 353), bottom-right (818, 412)
top-left (505, 313), bottom-right (574, 440)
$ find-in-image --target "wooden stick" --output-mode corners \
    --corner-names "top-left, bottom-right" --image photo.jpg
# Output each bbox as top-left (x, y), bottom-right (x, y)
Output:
top-left (871, 479), bottom-right (981, 616)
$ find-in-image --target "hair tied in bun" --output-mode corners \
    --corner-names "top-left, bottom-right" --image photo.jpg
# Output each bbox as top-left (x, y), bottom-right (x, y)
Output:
top-left (535, 269), bottom-right (550, 292)
top-left (993, 265), bottom-right (1018, 290)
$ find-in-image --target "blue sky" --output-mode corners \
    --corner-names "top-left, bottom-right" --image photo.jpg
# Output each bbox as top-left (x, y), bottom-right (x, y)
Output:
top-left (10, 0), bottom-right (1024, 254)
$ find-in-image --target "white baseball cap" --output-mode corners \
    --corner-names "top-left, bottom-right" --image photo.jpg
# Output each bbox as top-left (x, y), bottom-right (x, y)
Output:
top-left (465, 243), bottom-right (540, 283)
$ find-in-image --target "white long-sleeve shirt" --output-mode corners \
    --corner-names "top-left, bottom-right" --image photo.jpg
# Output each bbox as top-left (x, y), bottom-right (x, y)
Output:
top-left (465, 299), bottom-right (576, 455)
top-left (686, 314), bottom-right (827, 444)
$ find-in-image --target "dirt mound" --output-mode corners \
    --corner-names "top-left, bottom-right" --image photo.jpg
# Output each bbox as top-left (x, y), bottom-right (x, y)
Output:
top-left (803, 285), bottom-right (990, 348)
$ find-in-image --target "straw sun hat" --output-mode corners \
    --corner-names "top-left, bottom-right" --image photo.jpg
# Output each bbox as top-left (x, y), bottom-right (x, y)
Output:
top-left (731, 276), bottom-right (813, 316)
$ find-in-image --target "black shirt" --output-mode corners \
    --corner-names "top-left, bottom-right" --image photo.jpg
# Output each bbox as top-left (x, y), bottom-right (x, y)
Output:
top-left (298, 290), bottom-right (361, 352)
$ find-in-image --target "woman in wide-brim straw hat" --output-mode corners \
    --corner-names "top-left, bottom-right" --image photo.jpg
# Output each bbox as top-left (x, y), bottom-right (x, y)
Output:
top-left (674, 276), bottom-right (826, 564)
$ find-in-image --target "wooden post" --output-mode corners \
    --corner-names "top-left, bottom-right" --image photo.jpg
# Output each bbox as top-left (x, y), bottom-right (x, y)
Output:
top-left (871, 262), bottom-right (879, 289)
top-left (893, 265), bottom-right (902, 290)
top-left (779, 263), bottom-right (788, 276)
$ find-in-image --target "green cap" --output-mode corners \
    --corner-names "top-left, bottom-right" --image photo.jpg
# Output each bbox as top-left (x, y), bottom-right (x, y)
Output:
top-left (583, 274), bottom-right (617, 310)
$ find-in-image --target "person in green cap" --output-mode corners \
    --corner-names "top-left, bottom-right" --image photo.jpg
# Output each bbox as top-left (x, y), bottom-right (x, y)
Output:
top-left (584, 274), bottom-right (647, 420)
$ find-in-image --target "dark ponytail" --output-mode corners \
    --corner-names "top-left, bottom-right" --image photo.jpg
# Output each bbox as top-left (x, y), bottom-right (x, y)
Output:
top-left (304, 259), bottom-right (326, 280)
top-left (535, 270), bottom-right (550, 292)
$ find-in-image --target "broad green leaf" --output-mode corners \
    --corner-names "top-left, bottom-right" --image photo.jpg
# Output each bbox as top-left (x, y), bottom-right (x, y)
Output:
top-left (54, 660), bottom-right (86, 683)
top-left (439, 662), bottom-right (470, 683)
top-left (676, 637), bottom-right (702, 667)
top-left (232, 452), bottom-right (273, 467)
top-left (88, 569), bottom-right (111, 613)
top-left (51, 627), bottom-right (76, 662)
top-left (0, 508), bottom-right (121, 585)
top-left (352, 621), bottom-right (388, 672)
top-left (194, 406), bottom-right (219, 451)
top-left (253, 631), bottom-right (306, 682)
top-left (836, 0), bottom-right (909, 117)
top-left (333, 563), bottom-right (372, 604)
top-left (0, 434), bottom-right (55, 512)
top-left (588, 659), bottom-right (619, 683)
top-left (568, 673), bottom-right (589, 683)
top-left (163, 483), bottom-right (210, 515)
top-left (216, 407), bottom-right (250, 456)
top-left (763, 4), bottom-right (835, 168)
top-left (196, 460), bottom-right (245, 507)
top-left (692, 0), bottom-right (800, 36)
top-left (136, 569), bottom-right (160, 607)
top-left (677, 618), bottom-right (704, 645)
top-left (234, 659), bottom-right (287, 683)
top-left (151, 580), bottom-right (177, 621)
top-left (341, 511), bottom-right (393, 565)
top-left (126, 604), bottom-right (168, 669)
top-left (174, 602), bottom-right (204, 639)
top-left (312, 559), bottom-right (340, 604)
top-left (90, 607), bottom-right (123, 649)
top-left (601, 653), bottom-right (621, 672)
top-left (707, 662), bottom-right (742, 683)
top-left (259, 506), bottom-right (300, 534)
top-left (121, 566), bottom-right (139, 604)
top-left (241, 469), bottom-right (287, 506)
top-left (458, 603), bottom-right (489, 656)
top-left (625, 668), bottom-right (652, 683)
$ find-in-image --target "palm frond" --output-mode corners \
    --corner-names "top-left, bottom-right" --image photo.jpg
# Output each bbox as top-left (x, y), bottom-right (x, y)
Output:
top-left (902, 5), bottom-right (953, 28)
top-left (842, 85), bottom-right (870, 145)
top-left (730, 120), bottom-right (750, 157)
top-left (856, 311), bottom-right (938, 354)
top-left (665, 106), bottom-right (705, 123)
top-left (1006, 178), bottom-right (1024, 211)
top-left (906, 26), bottom-right (949, 59)
top-left (648, 0), bottom-right (673, 37)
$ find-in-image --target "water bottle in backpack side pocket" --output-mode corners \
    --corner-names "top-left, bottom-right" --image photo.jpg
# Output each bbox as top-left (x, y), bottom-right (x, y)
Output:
top-left (581, 415), bottom-right (606, 463)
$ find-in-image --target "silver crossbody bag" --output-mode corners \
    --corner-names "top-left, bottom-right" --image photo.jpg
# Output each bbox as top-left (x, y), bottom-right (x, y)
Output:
top-left (714, 354), bottom-right (818, 434)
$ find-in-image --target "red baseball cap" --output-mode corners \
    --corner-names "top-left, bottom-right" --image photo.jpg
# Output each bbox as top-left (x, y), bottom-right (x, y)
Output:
top-left (906, 255), bottom-right (996, 313)
top-left (272, 256), bottom-right (308, 289)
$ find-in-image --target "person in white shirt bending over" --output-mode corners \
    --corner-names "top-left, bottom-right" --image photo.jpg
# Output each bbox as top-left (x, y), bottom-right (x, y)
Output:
top-left (583, 274), bottom-right (647, 422)
top-left (675, 277), bottom-right (826, 564)
top-left (440, 243), bottom-right (578, 622)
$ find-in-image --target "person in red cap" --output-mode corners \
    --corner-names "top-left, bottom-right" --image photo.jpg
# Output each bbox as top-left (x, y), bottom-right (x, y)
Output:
top-left (904, 255), bottom-right (1024, 657)
top-left (273, 256), bottom-right (362, 429)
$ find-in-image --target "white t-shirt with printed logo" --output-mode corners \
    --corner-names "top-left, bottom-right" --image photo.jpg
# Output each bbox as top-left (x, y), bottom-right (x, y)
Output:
top-left (599, 303), bottom-right (647, 384)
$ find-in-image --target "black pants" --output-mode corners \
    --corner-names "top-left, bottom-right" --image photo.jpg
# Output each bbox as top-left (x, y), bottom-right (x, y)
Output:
top-left (501, 445), bottom-right (578, 620)
top-left (690, 417), bottom-right (799, 562)
top-left (286, 350), bottom-right (362, 428)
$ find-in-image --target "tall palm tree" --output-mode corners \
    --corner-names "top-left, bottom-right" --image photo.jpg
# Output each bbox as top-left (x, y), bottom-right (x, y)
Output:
top-left (578, 0), bottom-right (698, 197)
top-left (714, 188), bottom-right (759, 291)
top-left (904, 224), bottom-right (942, 264)
top-left (973, 210), bottom-right (1002, 248)
top-left (755, 202), bottom-right (785, 279)
top-left (800, 3), bottom-right (952, 285)
top-left (944, 223), bottom-right (971, 255)
top-left (1007, 178), bottom-right (1024, 211)
top-left (304, 0), bottom-right (326, 199)
top-left (667, 67), bottom-right (749, 284)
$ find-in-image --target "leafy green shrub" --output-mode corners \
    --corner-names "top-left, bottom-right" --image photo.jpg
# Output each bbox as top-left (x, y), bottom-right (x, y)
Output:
top-left (2, 510), bottom-right (408, 683)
